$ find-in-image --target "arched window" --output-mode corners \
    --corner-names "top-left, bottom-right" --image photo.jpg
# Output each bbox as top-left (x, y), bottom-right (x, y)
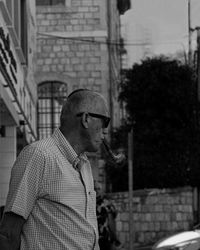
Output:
top-left (38, 82), bottom-right (68, 139)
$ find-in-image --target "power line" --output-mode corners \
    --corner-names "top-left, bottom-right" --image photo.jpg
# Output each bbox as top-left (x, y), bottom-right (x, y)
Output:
top-left (37, 32), bottom-right (196, 49)
top-left (37, 32), bottom-right (150, 46)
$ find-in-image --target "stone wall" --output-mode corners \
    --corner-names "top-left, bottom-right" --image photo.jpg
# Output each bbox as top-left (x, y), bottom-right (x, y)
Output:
top-left (36, 1), bottom-right (110, 101)
top-left (35, 0), bottom-right (123, 127)
top-left (109, 187), bottom-right (194, 249)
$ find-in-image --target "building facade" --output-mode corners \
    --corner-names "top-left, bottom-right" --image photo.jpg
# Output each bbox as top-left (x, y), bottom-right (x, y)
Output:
top-left (35, 0), bottom-right (130, 185)
top-left (0, 0), bottom-right (37, 206)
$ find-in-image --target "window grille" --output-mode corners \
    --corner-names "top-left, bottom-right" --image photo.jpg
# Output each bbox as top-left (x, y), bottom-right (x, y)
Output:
top-left (38, 82), bottom-right (68, 139)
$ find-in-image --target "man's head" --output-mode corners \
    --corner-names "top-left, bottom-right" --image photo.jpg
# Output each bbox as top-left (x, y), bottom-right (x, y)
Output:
top-left (60, 89), bottom-right (110, 153)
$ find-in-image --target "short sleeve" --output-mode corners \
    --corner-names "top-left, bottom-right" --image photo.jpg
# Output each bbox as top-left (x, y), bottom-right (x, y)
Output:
top-left (4, 144), bottom-right (45, 220)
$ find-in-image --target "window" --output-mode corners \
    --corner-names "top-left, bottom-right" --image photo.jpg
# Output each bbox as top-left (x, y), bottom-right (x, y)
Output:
top-left (20, 0), bottom-right (27, 62)
top-left (36, 0), bottom-right (65, 6)
top-left (38, 82), bottom-right (68, 139)
top-left (5, 0), bottom-right (28, 63)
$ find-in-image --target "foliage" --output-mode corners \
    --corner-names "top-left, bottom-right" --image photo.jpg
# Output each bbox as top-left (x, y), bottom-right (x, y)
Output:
top-left (106, 56), bottom-right (200, 191)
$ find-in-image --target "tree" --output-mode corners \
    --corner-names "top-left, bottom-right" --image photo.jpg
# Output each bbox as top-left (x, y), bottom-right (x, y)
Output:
top-left (106, 56), bottom-right (200, 191)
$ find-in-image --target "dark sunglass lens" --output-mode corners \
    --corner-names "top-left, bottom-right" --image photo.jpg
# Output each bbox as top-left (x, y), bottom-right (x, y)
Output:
top-left (76, 113), bottom-right (110, 127)
top-left (105, 118), bottom-right (110, 128)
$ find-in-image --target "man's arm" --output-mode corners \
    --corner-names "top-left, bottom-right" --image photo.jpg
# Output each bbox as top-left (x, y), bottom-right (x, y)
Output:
top-left (0, 212), bottom-right (26, 250)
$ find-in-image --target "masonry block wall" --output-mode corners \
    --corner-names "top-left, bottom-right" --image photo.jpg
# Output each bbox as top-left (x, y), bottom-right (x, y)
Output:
top-left (110, 187), bottom-right (194, 249)
top-left (36, 1), bottom-right (111, 100)
top-left (36, 0), bottom-right (122, 127)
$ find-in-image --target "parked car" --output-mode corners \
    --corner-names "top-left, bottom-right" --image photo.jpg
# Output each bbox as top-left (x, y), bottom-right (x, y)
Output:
top-left (152, 226), bottom-right (200, 250)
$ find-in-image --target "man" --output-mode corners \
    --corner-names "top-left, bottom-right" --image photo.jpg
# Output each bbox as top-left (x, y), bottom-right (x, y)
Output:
top-left (0, 89), bottom-right (110, 250)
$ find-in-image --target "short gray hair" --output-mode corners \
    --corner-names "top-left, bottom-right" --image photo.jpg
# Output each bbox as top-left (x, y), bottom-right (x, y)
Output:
top-left (60, 89), bottom-right (109, 126)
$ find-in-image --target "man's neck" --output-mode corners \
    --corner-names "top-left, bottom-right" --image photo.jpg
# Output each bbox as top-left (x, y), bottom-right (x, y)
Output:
top-left (60, 127), bottom-right (85, 155)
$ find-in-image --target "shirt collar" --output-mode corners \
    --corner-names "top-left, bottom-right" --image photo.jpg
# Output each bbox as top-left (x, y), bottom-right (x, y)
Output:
top-left (52, 128), bottom-right (88, 170)
top-left (52, 128), bottom-right (78, 166)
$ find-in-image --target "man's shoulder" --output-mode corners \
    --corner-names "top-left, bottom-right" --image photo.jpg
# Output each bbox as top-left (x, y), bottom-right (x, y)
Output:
top-left (24, 136), bottom-right (57, 155)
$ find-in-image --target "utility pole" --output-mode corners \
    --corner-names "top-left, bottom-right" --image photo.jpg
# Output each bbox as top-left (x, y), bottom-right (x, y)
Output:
top-left (195, 27), bottom-right (200, 222)
top-left (128, 129), bottom-right (134, 250)
top-left (188, 0), bottom-right (192, 66)
top-left (107, 0), bottom-right (114, 132)
top-left (197, 28), bottom-right (200, 103)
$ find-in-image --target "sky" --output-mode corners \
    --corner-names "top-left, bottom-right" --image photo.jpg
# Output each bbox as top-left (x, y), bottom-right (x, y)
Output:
top-left (121, 0), bottom-right (200, 67)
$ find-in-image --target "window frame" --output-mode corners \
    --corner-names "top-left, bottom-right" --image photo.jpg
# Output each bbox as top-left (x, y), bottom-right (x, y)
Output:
top-left (5, 0), bottom-right (28, 64)
top-left (37, 81), bottom-right (68, 139)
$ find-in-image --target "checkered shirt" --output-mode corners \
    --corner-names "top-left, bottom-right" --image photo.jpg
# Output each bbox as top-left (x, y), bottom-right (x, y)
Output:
top-left (4, 128), bottom-right (99, 250)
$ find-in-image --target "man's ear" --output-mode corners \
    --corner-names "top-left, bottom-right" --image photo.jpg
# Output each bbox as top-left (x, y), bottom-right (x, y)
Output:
top-left (81, 112), bottom-right (90, 128)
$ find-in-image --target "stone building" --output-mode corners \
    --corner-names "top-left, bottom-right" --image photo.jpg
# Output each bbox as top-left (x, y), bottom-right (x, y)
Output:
top-left (0, 0), bottom-right (37, 206)
top-left (35, 0), bottom-right (130, 185)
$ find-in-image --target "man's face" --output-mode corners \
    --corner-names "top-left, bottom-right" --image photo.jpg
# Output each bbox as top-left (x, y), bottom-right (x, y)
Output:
top-left (85, 116), bottom-right (108, 152)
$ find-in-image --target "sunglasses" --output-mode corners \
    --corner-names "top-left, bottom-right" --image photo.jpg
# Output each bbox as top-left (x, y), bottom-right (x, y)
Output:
top-left (76, 112), bottom-right (110, 128)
